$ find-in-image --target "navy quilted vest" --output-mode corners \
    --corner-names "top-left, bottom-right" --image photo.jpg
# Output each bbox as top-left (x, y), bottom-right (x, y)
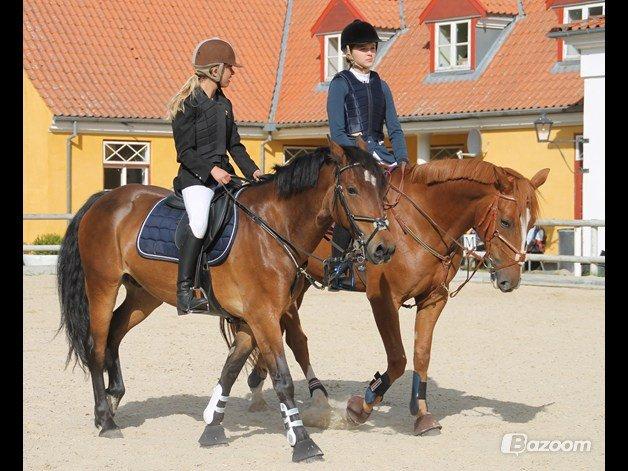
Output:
top-left (338, 70), bottom-right (386, 142)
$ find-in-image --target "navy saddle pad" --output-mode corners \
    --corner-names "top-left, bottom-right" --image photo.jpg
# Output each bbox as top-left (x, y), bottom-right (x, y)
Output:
top-left (136, 187), bottom-right (245, 266)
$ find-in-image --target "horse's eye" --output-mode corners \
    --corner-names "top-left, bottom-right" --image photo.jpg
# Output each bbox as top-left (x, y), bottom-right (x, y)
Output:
top-left (500, 219), bottom-right (511, 229)
top-left (347, 187), bottom-right (358, 196)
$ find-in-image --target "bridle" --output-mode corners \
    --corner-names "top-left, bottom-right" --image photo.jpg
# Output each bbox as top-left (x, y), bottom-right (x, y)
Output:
top-left (334, 162), bottom-right (390, 254)
top-left (475, 192), bottom-right (527, 272)
top-left (220, 158), bottom-right (389, 290)
top-left (385, 179), bottom-right (528, 299)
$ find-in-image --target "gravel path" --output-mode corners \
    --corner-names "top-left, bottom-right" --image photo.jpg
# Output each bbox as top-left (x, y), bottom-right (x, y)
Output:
top-left (24, 275), bottom-right (604, 470)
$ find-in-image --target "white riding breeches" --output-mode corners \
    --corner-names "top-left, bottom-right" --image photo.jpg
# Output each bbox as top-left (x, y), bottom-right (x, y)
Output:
top-left (182, 185), bottom-right (214, 238)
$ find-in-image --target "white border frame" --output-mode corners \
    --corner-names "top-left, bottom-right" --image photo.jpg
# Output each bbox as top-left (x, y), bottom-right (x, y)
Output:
top-left (103, 140), bottom-right (151, 188)
top-left (435, 19), bottom-right (471, 71)
top-left (324, 34), bottom-right (343, 82)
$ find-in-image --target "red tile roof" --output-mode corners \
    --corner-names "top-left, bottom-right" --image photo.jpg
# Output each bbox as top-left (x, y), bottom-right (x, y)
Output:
top-left (24, 0), bottom-right (583, 125)
top-left (360, 1), bottom-right (402, 29)
top-left (550, 15), bottom-right (605, 33)
top-left (275, 0), bottom-right (582, 123)
top-left (481, 0), bottom-right (519, 15)
top-left (23, 0), bottom-right (286, 122)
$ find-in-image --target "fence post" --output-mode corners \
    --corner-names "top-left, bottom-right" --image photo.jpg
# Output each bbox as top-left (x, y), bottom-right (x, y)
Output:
top-left (590, 227), bottom-right (598, 276)
top-left (574, 227), bottom-right (582, 277)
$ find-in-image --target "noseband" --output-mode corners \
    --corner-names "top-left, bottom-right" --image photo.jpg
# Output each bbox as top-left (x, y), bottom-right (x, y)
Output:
top-left (334, 162), bottom-right (389, 252)
top-left (475, 193), bottom-right (527, 273)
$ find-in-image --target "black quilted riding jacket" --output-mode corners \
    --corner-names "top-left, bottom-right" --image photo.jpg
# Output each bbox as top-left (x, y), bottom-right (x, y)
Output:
top-left (172, 87), bottom-right (259, 192)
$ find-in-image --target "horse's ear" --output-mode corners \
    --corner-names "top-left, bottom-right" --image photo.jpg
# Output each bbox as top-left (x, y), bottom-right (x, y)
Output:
top-left (530, 168), bottom-right (550, 189)
top-left (355, 135), bottom-right (369, 153)
top-left (495, 168), bottom-right (514, 193)
top-left (327, 136), bottom-right (344, 163)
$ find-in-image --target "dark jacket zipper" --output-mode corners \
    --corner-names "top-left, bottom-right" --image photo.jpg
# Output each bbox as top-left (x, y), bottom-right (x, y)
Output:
top-left (366, 79), bottom-right (372, 139)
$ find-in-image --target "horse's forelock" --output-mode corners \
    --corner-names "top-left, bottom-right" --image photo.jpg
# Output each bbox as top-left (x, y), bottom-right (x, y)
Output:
top-left (340, 145), bottom-right (386, 192)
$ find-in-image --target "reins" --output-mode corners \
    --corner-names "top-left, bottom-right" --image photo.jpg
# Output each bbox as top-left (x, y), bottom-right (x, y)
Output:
top-left (219, 160), bottom-right (388, 291)
top-left (384, 178), bottom-right (527, 304)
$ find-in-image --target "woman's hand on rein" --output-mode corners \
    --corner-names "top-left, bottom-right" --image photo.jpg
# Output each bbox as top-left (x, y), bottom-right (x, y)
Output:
top-left (252, 169), bottom-right (263, 181)
top-left (211, 166), bottom-right (232, 185)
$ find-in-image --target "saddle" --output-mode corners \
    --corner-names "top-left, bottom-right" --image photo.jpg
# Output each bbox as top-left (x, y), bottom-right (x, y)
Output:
top-left (136, 182), bottom-right (244, 321)
top-left (169, 184), bottom-right (235, 255)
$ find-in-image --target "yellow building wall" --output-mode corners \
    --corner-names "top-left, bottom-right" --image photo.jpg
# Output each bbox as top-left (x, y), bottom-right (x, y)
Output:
top-left (418, 128), bottom-right (581, 253)
top-left (479, 127), bottom-right (581, 254)
top-left (23, 73), bottom-right (266, 242)
top-left (24, 71), bottom-right (581, 254)
top-left (23, 70), bottom-right (68, 242)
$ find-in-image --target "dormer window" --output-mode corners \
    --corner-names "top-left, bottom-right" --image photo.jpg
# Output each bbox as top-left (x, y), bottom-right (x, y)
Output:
top-left (563, 2), bottom-right (605, 59)
top-left (435, 20), bottom-right (471, 70)
top-left (324, 34), bottom-right (348, 81)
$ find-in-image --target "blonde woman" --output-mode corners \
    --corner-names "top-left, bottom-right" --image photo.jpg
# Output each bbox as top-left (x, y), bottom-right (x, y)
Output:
top-left (167, 38), bottom-right (262, 315)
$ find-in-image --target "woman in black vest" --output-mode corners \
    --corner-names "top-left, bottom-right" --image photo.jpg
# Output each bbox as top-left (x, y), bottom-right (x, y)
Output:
top-left (326, 20), bottom-right (409, 290)
top-left (166, 38), bottom-right (262, 315)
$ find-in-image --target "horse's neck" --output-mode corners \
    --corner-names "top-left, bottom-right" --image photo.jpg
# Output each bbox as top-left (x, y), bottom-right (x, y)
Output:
top-left (402, 172), bottom-right (496, 243)
top-left (246, 171), bottom-right (333, 254)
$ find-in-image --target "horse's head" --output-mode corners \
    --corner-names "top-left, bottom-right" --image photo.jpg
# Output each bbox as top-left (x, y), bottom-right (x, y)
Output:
top-left (478, 167), bottom-right (550, 292)
top-left (325, 139), bottom-right (396, 265)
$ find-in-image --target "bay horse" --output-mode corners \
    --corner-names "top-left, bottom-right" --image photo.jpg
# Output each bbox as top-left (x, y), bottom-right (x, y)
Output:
top-left (56, 141), bottom-right (395, 462)
top-left (244, 158), bottom-right (549, 435)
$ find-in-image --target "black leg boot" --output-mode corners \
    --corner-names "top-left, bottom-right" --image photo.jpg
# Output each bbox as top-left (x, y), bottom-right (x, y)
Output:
top-left (177, 226), bottom-right (208, 316)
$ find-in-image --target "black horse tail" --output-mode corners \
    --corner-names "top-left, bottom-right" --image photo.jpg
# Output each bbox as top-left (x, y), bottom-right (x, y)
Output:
top-left (57, 191), bottom-right (107, 371)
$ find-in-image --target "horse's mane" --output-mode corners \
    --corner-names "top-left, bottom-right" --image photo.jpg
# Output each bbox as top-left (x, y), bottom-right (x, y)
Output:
top-left (257, 145), bottom-right (385, 197)
top-left (409, 158), bottom-right (540, 221)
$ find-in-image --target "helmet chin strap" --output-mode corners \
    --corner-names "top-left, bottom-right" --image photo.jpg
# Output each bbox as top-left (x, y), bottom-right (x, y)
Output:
top-left (196, 63), bottom-right (225, 84)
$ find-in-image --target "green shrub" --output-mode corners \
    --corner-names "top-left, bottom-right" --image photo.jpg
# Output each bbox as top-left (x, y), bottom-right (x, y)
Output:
top-left (29, 233), bottom-right (63, 255)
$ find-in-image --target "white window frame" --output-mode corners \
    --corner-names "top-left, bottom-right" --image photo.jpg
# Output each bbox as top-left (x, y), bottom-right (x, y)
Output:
top-left (103, 140), bottom-right (150, 189)
top-left (324, 34), bottom-right (347, 82)
top-left (434, 19), bottom-right (471, 71)
top-left (283, 146), bottom-right (317, 162)
top-left (430, 145), bottom-right (464, 160)
top-left (563, 2), bottom-right (605, 60)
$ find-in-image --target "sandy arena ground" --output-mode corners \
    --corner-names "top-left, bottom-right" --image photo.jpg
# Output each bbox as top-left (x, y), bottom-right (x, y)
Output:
top-left (24, 274), bottom-right (604, 470)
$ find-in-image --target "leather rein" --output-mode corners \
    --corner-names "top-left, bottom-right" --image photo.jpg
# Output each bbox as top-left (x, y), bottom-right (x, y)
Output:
top-left (220, 161), bottom-right (389, 290)
top-left (383, 167), bottom-right (527, 300)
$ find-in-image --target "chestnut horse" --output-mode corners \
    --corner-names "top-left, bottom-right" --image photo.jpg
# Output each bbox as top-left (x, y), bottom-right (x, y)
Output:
top-left (56, 142), bottom-right (395, 462)
top-left (245, 158), bottom-right (549, 435)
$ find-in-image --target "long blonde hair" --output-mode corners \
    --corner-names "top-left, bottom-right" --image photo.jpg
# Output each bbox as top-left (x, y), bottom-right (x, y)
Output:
top-left (166, 74), bottom-right (201, 121)
top-left (166, 65), bottom-right (224, 121)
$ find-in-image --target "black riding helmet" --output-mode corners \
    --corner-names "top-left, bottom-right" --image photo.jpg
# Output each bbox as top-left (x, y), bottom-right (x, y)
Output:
top-left (340, 19), bottom-right (382, 50)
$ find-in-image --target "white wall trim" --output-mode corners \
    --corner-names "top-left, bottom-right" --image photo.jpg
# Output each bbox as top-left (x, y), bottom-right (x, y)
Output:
top-left (271, 112), bottom-right (583, 139)
top-left (49, 117), bottom-right (267, 139)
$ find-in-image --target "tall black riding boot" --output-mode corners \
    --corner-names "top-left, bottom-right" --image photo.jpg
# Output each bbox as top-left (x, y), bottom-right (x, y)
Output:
top-left (177, 226), bottom-right (208, 315)
top-left (327, 225), bottom-right (354, 291)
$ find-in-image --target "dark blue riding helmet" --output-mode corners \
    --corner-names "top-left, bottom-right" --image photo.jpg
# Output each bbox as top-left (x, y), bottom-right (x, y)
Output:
top-left (340, 20), bottom-right (382, 50)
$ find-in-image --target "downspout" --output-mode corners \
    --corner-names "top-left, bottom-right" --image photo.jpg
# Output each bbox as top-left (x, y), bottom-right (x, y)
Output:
top-left (259, 132), bottom-right (272, 173)
top-left (263, 0), bottom-right (293, 163)
top-left (66, 121), bottom-right (78, 215)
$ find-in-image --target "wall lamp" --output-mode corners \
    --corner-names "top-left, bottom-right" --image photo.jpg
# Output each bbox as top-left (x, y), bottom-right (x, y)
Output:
top-left (534, 113), bottom-right (589, 145)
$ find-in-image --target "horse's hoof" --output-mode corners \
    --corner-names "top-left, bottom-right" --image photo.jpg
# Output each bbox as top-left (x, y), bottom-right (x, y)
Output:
top-left (346, 395), bottom-right (371, 425)
top-left (198, 425), bottom-right (228, 447)
top-left (292, 438), bottom-right (324, 463)
top-left (248, 399), bottom-right (269, 412)
top-left (98, 425), bottom-right (124, 438)
top-left (413, 412), bottom-right (442, 436)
